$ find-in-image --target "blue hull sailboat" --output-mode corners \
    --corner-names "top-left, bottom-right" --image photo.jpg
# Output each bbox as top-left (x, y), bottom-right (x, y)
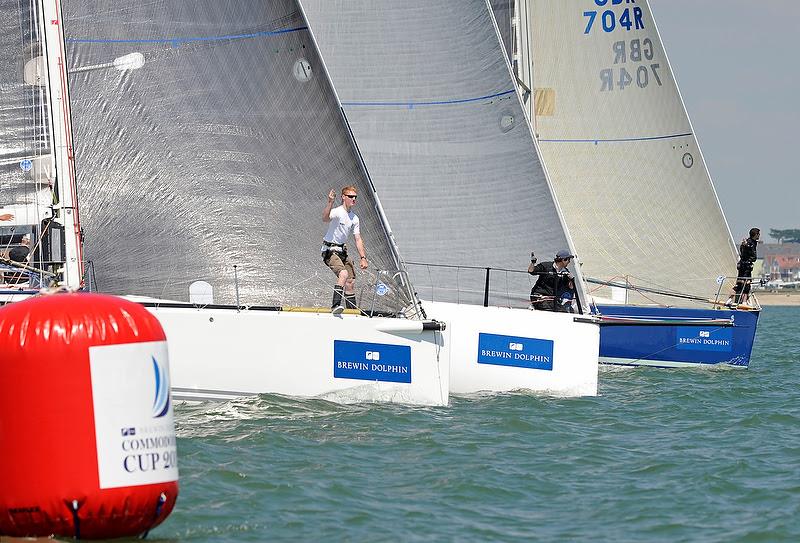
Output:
top-left (495, 0), bottom-right (759, 368)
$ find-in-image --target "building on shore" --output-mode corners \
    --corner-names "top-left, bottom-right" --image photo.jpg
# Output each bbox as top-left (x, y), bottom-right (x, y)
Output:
top-left (760, 242), bottom-right (800, 284)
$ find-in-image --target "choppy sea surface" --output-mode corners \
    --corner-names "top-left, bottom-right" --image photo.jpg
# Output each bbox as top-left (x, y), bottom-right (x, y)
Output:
top-left (153, 306), bottom-right (799, 542)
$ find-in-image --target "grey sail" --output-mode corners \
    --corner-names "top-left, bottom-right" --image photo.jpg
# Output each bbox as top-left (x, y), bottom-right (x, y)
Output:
top-left (0, 0), bottom-right (70, 284)
top-left (301, 0), bottom-right (584, 308)
top-left (0, 1), bottom-right (53, 259)
top-left (0, 1), bottom-right (50, 205)
top-left (498, 0), bottom-right (738, 306)
top-left (62, 0), bottom-right (413, 312)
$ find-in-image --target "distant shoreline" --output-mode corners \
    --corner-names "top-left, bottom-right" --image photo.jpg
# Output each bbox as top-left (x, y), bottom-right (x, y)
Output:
top-left (754, 292), bottom-right (800, 306)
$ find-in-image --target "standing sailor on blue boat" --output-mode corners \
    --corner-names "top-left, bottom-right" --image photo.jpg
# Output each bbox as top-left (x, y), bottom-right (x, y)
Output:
top-left (731, 227), bottom-right (760, 305)
top-left (322, 186), bottom-right (368, 314)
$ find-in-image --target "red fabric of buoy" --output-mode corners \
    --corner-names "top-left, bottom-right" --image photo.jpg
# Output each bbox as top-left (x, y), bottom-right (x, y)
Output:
top-left (0, 293), bottom-right (179, 539)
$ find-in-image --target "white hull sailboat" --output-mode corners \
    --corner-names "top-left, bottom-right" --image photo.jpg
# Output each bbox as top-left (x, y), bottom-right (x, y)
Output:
top-left (424, 300), bottom-right (597, 396)
top-left (301, 0), bottom-right (600, 395)
top-left (144, 303), bottom-right (448, 405)
top-left (1, 0), bottom-right (452, 406)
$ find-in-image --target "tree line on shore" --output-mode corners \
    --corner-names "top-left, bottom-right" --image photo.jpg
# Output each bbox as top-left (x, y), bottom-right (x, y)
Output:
top-left (769, 229), bottom-right (800, 244)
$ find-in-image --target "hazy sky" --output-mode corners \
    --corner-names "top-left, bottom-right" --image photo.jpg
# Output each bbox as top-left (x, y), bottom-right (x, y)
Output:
top-left (649, 0), bottom-right (798, 241)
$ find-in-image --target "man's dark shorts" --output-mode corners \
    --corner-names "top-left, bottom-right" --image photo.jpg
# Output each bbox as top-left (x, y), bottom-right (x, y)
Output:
top-left (324, 251), bottom-right (355, 280)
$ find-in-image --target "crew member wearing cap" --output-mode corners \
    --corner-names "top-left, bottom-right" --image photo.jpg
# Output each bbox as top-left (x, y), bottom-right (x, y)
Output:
top-left (528, 249), bottom-right (576, 312)
top-left (322, 185), bottom-right (368, 314)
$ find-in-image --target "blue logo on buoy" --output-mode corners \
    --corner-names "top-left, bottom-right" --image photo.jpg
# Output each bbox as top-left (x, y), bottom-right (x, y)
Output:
top-left (20, 159), bottom-right (32, 172)
top-left (375, 282), bottom-right (390, 296)
top-left (151, 356), bottom-right (170, 418)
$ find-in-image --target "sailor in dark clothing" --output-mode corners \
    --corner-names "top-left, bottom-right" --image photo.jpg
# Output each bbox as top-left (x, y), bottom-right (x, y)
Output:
top-left (528, 249), bottom-right (576, 312)
top-left (3, 244), bottom-right (30, 285)
top-left (732, 227), bottom-right (759, 304)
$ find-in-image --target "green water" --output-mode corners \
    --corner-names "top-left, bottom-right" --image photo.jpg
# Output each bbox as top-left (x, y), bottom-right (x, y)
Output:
top-left (154, 306), bottom-right (799, 542)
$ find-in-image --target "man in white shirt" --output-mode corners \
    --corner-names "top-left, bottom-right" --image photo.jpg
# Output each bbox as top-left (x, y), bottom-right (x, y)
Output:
top-left (322, 185), bottom-right (368, 314)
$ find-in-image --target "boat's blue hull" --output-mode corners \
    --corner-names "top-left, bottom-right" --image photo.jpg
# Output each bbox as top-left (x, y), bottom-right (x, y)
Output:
top-left (596, 305), bottom-right (760, 368)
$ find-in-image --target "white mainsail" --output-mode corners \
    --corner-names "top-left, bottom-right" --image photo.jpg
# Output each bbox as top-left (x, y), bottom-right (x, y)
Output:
top-left (513, 0), bottom-right (738, 306)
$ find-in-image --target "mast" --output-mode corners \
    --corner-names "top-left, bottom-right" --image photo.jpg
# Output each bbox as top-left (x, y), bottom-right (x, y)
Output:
top-left (39, 0), bottom-right (82, 289)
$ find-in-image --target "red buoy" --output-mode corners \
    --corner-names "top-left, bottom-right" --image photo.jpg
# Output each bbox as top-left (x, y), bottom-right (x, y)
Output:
top-left (0, 293), bottom-right (179, 539)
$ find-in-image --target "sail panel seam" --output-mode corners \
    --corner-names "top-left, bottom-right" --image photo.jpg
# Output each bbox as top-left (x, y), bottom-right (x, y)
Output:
top-left (65, 26), bottom-right (308, 45)
top-left (341, 89), bottom-right (515, 107)
top-left (539, 132), bottom-right (693, 143)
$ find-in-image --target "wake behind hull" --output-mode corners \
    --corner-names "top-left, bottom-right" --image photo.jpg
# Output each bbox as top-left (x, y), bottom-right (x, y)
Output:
top-left (596, 304), bottom-right (759, 368)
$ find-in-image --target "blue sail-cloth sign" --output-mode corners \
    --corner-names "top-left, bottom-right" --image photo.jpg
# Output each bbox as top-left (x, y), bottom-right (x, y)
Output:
top-left (375, 282), bottom-right (390, 296)
top-left (20, 159), bottom-right (32, 171)
top-left (334, 340), bottom-right (411, 383)
top-left (676, 327), bottom-right (734, 352)
top-left (477, 332), bottom-right (554, 371)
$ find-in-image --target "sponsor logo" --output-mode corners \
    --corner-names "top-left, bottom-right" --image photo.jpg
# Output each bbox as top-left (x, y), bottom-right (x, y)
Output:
top-left (334, 340), bottom-right (411, 383)
top-left (375, 282), bottom-right (390, 296)
top-left (676, 327), bottom-right (733, 352)
top-left (478, 333), bottom-right (554, 371)
top-left (20, 159), bottom-right (32, 172)
top-left (151, 355), bottom-right (171, 418)
top-left (90, 340), bottom-right (178, 489)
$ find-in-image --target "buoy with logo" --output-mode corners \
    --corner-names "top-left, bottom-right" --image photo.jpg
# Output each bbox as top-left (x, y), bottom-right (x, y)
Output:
top-left (0, 293), bottom-right (179, 539)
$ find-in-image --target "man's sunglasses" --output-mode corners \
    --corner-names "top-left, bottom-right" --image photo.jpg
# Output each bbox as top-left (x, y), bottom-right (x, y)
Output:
top-left (343, 194), bottom-right (358, 200)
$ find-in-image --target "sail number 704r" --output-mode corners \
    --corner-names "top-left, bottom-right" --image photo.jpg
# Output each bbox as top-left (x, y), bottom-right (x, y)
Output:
top-left (584, 5), bottom-right (644, 34)
top-left (600, 39), bottom-right (663, 92)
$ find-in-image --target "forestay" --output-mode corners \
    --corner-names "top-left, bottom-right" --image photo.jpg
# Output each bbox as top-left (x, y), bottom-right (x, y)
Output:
top-left (506, 0), bottom-right (738, 306)
top-left (300, 0), bottom-right (585, 308)
top-left (62, 0), bottom-right (413, 312)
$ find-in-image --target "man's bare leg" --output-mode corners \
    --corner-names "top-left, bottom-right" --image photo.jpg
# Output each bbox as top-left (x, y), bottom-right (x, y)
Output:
top-left (332, 269), bottom-right (348, 314)
top-left (344, 277), bottom-right (357, 309)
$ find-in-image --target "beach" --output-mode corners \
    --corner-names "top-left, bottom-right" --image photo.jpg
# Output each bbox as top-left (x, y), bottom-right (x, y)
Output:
top-left (755, 291), bottom-right (800, 306)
